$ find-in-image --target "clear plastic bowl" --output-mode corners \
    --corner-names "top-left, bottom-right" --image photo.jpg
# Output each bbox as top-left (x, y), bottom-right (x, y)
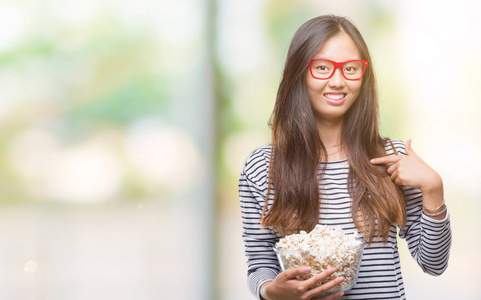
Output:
top-left (273, 240), bottom-right (366, 294)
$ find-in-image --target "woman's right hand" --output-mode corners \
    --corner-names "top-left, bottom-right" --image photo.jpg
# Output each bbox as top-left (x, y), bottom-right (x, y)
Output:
top-left (260, 266), bottom-right (345, 300)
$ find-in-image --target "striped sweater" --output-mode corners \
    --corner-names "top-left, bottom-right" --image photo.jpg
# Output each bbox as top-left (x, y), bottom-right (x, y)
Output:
top-left (238, 139), bottom-right (451, 299)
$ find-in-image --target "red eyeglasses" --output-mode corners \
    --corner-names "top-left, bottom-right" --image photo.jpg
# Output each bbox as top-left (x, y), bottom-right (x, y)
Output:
top-left (309, 59), bottom-right (368, 81)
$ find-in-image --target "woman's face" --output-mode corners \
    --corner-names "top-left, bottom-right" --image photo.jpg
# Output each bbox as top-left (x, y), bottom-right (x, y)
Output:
top-left (305, 32), bottom-right (363, 123)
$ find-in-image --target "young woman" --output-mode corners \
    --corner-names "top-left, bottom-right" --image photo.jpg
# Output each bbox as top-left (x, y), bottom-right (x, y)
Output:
top-left (238, 15), bottom-right (451, 300)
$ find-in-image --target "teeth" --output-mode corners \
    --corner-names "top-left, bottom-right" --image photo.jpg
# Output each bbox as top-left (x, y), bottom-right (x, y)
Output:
top-left (325, 93), bottom-right (345, 100)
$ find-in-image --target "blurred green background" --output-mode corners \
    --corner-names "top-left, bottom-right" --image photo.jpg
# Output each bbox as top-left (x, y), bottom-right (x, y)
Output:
top-left (0, 0), bottom-right (479, 299)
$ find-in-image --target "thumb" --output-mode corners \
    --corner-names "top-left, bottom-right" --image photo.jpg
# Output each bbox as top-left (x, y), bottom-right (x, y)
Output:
top-left (405, 139), bottom-right (417, 156)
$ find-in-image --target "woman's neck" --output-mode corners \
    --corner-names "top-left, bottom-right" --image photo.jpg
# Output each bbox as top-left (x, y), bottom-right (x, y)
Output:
top-left (317, 118), bottom-right (343, 147)
top-left (317, 118), bottom-right (347, 161)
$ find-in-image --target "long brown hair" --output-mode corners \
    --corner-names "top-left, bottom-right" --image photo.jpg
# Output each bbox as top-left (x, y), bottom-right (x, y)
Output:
top-left (261, 15), bottom-right (406, 244)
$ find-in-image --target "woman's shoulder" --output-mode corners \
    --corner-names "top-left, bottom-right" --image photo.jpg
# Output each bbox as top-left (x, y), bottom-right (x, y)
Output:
top-left (247, 143), bottom-right (272, 158)
top-left (383, 137), bottom-right (407, 156)
top-left (241, 144), bottom-right (272, 179)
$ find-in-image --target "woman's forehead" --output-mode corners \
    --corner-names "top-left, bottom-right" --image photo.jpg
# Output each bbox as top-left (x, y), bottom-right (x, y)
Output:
top-left (313, 33), bottom-right (362, 61)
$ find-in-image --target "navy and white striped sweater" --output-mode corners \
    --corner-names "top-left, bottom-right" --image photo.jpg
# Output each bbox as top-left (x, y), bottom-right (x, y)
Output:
top-left (238, 139), bottom-right (451, 299)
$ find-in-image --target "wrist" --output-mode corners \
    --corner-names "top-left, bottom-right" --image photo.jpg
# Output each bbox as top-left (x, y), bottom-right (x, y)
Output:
top-left (260, 281), bottom-right (273, 300)
top-left (420, 173), bottom-right (443, 195)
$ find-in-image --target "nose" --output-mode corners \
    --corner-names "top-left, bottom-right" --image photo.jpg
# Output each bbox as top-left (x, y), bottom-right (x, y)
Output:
top-left (328, 67), bottom-right (345, 88)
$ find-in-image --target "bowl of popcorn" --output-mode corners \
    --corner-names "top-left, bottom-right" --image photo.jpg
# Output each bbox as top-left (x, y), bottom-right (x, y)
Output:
top-left (273, 225), bottom-right (366, 294)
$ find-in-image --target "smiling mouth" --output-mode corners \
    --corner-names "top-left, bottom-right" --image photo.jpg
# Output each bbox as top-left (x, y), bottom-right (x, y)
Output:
top-left (324, 93), bottom-right (347, 100)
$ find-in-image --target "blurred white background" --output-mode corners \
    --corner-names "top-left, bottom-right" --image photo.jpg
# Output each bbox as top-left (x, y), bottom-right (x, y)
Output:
top-left (0, 0), bottom-right (479, 299)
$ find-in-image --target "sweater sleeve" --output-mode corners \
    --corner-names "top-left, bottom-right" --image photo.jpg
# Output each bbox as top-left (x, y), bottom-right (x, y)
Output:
top-left (238, 146), bottom-right (281, 299)
top-left (390, 139), bottom-right (452, 275)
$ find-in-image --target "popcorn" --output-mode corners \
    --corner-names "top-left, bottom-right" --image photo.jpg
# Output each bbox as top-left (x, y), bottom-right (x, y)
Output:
top-left (274, 225), bottom-right (365, 293)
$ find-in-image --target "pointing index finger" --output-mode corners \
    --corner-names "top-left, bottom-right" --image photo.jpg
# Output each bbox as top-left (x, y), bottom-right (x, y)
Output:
top-left (370, 155), bottom-right (402, 165)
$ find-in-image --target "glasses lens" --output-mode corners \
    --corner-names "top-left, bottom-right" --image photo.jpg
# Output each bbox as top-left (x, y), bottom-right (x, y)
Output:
top-left (343, 61), bottom-right (365, 80)
top-left (310, 60), bottom-right (334, 79)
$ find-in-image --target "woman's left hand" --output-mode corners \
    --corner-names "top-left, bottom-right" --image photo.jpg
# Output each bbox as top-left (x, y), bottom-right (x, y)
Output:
top-left (370, 139), bottom-right (442, 192)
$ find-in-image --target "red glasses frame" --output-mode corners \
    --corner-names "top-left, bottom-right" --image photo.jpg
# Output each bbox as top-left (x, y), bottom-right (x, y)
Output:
top-left (309, 59), bottom-right (368, 81)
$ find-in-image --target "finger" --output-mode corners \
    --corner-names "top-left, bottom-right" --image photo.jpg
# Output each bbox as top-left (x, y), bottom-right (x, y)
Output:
top-left (405, 139), bottom-right (417, 156)
top-left (390, 169), bottom-right (399, 182)
top-left (370, 155), bottom-right (401, 165)
top-left (395, 176), bottom-right (404, 186)
top-left (311, 291), bottom-right (345, 300)
top-left (282, 266), bottom-right (311, 280)
top-left (305, 276), bottom-right (344, 299)
top-left (324, 291), bottom-right (345, 299)
top-left (301, 268), bottom-right (336, 290)
top-left (386, 163), bottom-right (398, 174)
